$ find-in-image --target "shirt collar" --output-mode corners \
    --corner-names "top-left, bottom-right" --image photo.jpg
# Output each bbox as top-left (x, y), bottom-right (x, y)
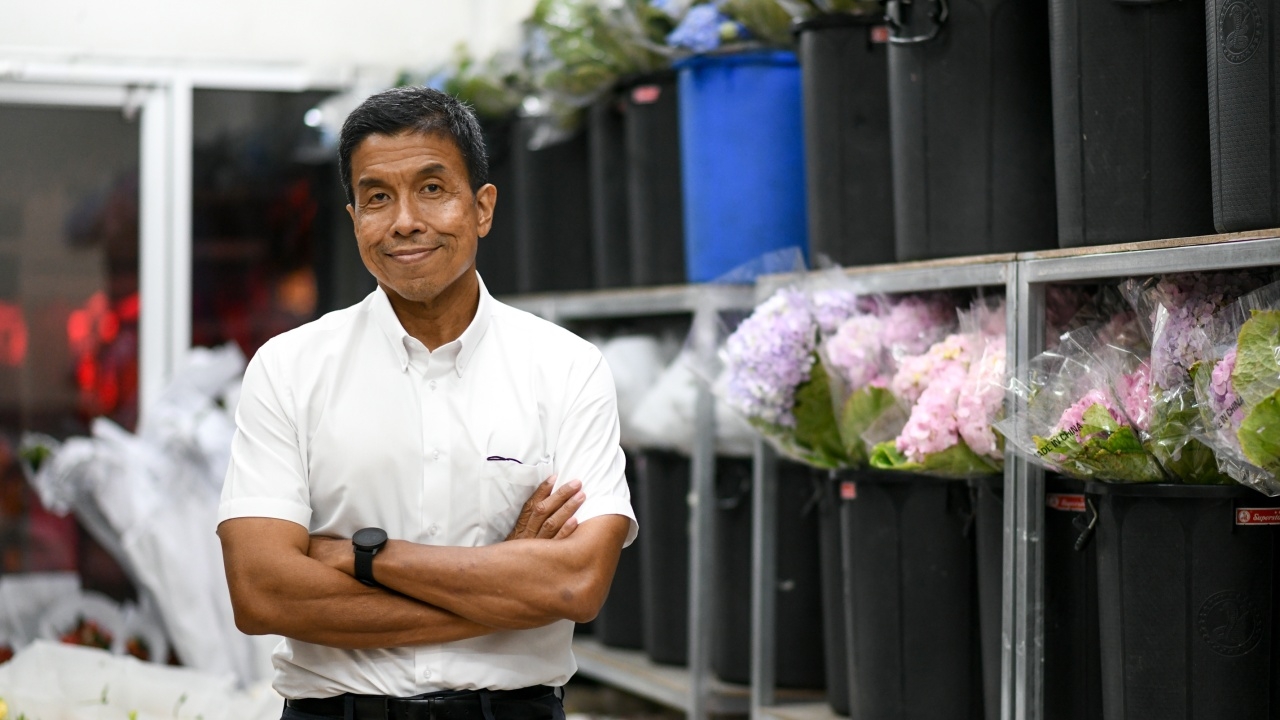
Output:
top-left (368, 273), bottom-right (494, 377)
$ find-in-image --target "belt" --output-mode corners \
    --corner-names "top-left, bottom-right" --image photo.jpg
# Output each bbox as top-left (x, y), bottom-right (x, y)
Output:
top-left (286, 686), bottom-right (556, 720)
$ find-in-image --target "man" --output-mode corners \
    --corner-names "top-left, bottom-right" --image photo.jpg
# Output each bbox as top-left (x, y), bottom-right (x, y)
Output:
top-left (217, 86), bottom-right (636, 720)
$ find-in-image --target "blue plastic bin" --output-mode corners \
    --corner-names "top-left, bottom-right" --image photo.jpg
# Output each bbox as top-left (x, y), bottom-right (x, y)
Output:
top-left (676, 51), bottom-right (808, 283)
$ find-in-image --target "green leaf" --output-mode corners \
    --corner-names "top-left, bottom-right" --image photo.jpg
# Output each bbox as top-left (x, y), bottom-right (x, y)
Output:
top-left (791, 360), bottom-right (851, 468)
top-left (1080, 403), bottom-right (1120, 436)
top-left (838, 385), bottom-right (896, 466)
top-left (1239, 390), bottom-right (1280, 476)
top-left (17, 444), bottom-right (50, 474)
top-left (1034, 423), bottom-right (1165, 482)
top-left (868, 440), bottom-right (1000, 478)
top-left (1233, 309), bottom-right (1280, 407)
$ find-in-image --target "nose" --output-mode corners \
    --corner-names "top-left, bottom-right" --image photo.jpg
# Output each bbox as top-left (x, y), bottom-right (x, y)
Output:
top-left (389, 195), bottom-right (427, 237)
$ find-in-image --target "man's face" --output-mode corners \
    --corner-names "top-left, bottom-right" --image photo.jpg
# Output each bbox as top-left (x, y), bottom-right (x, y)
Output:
top-left (346, 130), bottom-right (495, 306)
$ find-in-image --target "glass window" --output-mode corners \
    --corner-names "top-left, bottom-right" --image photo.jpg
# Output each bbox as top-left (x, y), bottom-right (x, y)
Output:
top-left (0, 104), bottom-right (141, 599)
top-left (191, 89), bottom-right (371, 359)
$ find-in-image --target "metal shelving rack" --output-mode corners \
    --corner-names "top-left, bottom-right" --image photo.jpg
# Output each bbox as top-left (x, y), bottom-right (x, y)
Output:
top-left (505, 283), bottom-right (757, 718)
top-left (504, 230), bottom-right (1280, 720)
top-left (751, 255), bottom-right (1018, 720)
top-left (1009, 231), bottom-right (1280, 720)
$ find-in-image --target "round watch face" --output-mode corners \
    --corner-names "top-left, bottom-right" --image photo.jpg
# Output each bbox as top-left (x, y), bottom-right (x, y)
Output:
top-left (352, 527), bottom-right (388, 550)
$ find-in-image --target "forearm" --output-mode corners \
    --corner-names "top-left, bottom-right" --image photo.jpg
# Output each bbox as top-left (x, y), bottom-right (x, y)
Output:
top-left (372, 517), bottom-right (629, 629)
top-left (220, 518), bottom-right (497, 649)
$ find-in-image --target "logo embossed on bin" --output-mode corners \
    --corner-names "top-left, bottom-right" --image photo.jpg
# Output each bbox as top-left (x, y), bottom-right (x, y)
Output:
top-left (1221, 0), bottom-right (1263, 65)
top-left (840, 481), bottom-right (857, 500)
top-left (1198, 590), bottom-right (1263, 656)
top-left (1046, 493), bottom-right (1086, 512)
top-left (1236, 508), bottom-right (1280, 525)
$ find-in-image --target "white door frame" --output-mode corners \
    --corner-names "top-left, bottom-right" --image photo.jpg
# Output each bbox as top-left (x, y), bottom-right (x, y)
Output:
top-left (0, 63), bottom-right (349, 417)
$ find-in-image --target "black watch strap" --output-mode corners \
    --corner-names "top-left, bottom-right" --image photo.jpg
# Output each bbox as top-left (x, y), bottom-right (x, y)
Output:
top-left (354, 546), bottom-right (378, 586)
top-left (352, 527), bottom-right (388, 587)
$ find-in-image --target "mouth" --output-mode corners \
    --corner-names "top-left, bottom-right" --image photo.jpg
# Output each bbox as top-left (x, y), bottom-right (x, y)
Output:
top-left (386, 246), bottom-right (441, 264)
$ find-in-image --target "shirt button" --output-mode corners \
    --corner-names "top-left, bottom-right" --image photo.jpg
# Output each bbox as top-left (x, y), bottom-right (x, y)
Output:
top-left (429, 380), bottom-right (437, 390)
top-left (428, 524), bottom-right (440, 535)
top-left (432, 450), bottom-right (440, 461)
top-left (423, 670), bottom-right (432, 680)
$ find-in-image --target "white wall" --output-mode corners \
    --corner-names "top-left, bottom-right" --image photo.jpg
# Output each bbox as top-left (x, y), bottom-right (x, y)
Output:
top-left (0, 0), bottom-right (538, 77)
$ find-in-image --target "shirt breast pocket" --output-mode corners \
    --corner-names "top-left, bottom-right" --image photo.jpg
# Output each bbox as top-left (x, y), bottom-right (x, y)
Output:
top-left (481, 457), bottom-right (554, 541)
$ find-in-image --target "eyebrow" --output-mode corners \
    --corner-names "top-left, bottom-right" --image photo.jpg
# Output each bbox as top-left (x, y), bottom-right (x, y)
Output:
top-left (356, 162), bottom-right (450, 191)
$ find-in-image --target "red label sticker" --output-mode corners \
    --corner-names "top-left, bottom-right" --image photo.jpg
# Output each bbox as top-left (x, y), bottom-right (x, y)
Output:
top-left (1046, 493), bottom-right (1086, 512)
top-left (840, 481), bottom-right (857, 500)
top-left (631, 85), bottom-right (662, 105)
top-left (871, 26), bottom-right (891, 44)
top-left (1236, 508), bottom-right (1280, 525)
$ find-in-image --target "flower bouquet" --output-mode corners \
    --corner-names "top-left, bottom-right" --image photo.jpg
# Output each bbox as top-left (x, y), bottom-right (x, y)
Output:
top-left (998, 323), bottom-right (1166, 483)
top-left (1123, 272), bottom-right (1273, 484)
top-left (1191, 279), bottom-right (1280, 495)
top-left (718, 285), bottom-right (858, 468)
top-left (819, 293), bottom-right (955, 465)
top-left (665, 0), bottom-right (797, 52)
top-left (865, 297), bottom-right (1007, 478)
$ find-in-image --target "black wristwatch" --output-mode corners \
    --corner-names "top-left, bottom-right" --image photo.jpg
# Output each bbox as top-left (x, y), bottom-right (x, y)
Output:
top-left (352, 527), bottom-right (389, 587)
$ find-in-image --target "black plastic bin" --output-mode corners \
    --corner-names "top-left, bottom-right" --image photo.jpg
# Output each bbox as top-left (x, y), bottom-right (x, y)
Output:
top-left (819, 472), bottom-right (851, 715)
top-left (1042, 475), bottom-right (1103, 720)
top-left (1087, 482), bottom-right (1280, 720)
top-left (841, 471), bottom-right (982, 720)
top-left (969, 475), bottom-right (1003, 720)
top-left (475, 116), bottom-right (520, 297)
top-left (636, 449), bottom-right (690, 666)
top-left (1207, 0), bottom-right (1280, 232)
top-left (886, 0), bottom-right (1057, 260)
top-left (588, 94), bottom-right (632, 289)
top-left (797, 15), bottom-right (895, 267)
top-left (713, 457), bottom-right (825, 688)
top-left (623, 74), bottom-right (687, 287)
top-left (593, 454), bottom-right (644, 649)
top-left (512, 116), bottom-right (594, 293)
top-left (1050, 0), bottom-right (1213, 246)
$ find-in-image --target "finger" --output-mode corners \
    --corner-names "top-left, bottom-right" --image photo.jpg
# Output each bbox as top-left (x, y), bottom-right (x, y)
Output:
top-left (536, 478), bottom-right (581, 517)
top-left (554, 516), bottom-right (579, 540)
top-left (538, 489), bottom-right (585, 539)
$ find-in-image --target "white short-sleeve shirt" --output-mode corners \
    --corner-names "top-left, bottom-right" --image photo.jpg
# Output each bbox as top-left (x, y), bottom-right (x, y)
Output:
top-left (217, 274), bottom-right (637, 698)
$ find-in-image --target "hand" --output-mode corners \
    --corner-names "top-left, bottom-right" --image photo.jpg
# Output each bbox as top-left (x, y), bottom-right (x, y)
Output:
top-left (308, 535), bottom-right (355, 576)
top-left (505, 476), bottom-right (585, 541)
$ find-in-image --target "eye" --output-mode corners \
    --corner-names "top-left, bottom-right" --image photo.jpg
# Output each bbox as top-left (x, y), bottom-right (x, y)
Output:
top-left (367, 192), bottom-right (389, 204)
top-left (424, 183), bottom-right (441, 193)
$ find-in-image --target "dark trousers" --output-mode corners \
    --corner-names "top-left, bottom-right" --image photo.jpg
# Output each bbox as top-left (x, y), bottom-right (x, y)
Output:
top-left (281, 687), bottom-right (565, 720)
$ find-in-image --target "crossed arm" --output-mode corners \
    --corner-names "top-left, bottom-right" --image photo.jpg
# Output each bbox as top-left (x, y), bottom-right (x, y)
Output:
top-left (218, 478), bottom-right (629, 649)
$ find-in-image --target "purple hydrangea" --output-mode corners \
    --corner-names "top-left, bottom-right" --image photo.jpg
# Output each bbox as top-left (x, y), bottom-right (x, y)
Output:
top-left (1209, 348), bottom-right (1245, 428)
top-left (823, 313), bottom-right (889, 390)
top-left (721, 288), bottom-right (817, 428)
top-left (810, 289), bottom-right (862, 337)
top-left (1148, 273), bottom-right (1266, 389)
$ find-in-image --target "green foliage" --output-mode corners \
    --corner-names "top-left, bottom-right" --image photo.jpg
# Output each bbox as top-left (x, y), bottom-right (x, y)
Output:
top-left (18, 443), bottom-right (50, 474)
top-left (838, 385), bottom-right (895, 466)
top-left (528, 0), bottom-right (669, 100)
top-left (791, 361), bottom-right (850, 469)
top-left (1238, 391), bottom-right (1280, 475)
top-left (1032, 405), bottom-right (1166, 483)
top-left (1233, 309), bottom-right (1280, 407)
top-left (1147, 398), bottom-right (1234, 484)
top-left (721, 0), bottom-right (796, 45)
top-left (868, 439), bottom-right (999, 478)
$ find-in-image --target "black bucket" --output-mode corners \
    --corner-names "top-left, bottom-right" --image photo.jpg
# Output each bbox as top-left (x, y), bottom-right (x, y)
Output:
top-left (841, 471), bottom-right (982, 720)
top-left (476, 116), bottom-right (520, 297)
top-left (796, 15), bottom-right (895, 267)
top-left (1042, 475), bottom-right (1104, 720)
top-left (512, 117), bottom-right (594, 293)
top-left (820, 472), bottom-right (851, 715)
top-left (1050, 0), bottom-right (1214, 246)
top-left (1207, 0), bottom-right (1280, 232)
top-left (623, 74), bottom-right (687, 287)
top-left (1087, 482), bottom-right (1280, 720)
top-left (636, 449), bottom-right (690, 666)
top-left (969, 475), bottom-right (1003, 720)
top-left (713, 458), bottom-right (826, 688)
top-left (593, 455), bottom-right (644, 649)
top-left (588, 93), bottom-right (633, 289)
top-left (886, 0), bottom-right (1057, 260)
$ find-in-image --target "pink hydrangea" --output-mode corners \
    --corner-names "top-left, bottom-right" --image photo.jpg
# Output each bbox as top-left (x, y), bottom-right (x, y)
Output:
top-left (956, 336), bottom-right (1007, 459)
top-left (1054, 389), bottom-right (1124, 441)
top-left (891, 333), bottom-right (975, 405)
top-left (823, 314), bottom-right (888, 390)
top-left (896, 362), bottom-right (967, 463)
top-left (881, 295), bottom-right (956, 359)
top-left (1208, 348), bottom-right (1245, 428)
top-left (1116, 363), bottom-right (1153, 432)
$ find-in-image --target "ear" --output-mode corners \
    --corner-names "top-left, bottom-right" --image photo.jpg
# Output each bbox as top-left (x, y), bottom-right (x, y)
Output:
top-left (346, 203), bottom-right (356, 228)
top-left (475, 183), bottom-right (497, 238)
